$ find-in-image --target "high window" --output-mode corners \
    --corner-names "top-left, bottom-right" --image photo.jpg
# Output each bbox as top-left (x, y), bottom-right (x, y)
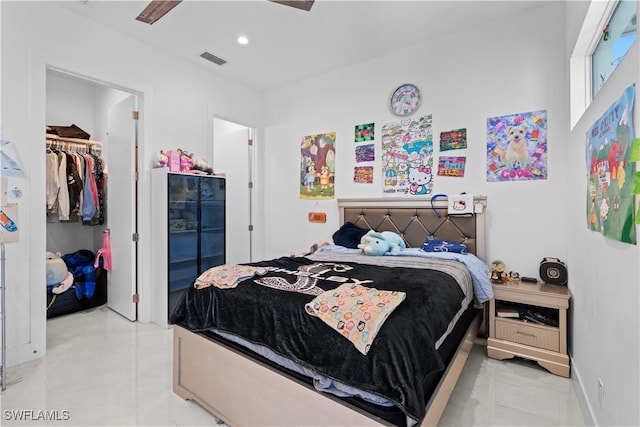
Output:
top-left (591, 0), bottom-right (637, 99)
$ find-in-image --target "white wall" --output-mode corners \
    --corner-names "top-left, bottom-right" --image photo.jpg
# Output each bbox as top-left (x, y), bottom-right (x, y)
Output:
top-left (262, 2), bottom-right (569, 270)
top-left (0, 1), bottom-right (262, 366)
top-left (565, 2), bottom-right (640, 426)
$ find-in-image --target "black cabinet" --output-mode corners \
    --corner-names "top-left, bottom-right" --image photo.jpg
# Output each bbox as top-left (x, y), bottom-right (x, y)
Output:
top-left (151, 170), bottom-right (225, 326)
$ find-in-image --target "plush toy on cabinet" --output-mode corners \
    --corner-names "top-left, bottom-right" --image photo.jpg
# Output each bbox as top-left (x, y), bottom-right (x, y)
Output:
top-left (189, 153), bottom-right (214, 175)
top-left (153, 150), bottom-right (168, 168)
top-left (178, 149), bottom-right (193, 173)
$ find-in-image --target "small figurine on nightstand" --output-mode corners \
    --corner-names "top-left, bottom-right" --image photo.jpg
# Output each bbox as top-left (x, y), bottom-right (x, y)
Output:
top-left (490, 260), bottom-right (509, 284)
top-left (508, 271), bottom-right (521, 281)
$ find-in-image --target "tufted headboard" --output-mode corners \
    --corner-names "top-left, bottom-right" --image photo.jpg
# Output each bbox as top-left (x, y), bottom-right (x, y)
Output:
top-left (338, 197), bottom-right (487, 261)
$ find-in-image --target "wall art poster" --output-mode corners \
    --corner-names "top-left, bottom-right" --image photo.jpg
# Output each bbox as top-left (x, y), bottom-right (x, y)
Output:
top-left (586, 84), bottom-right (635, 244)
top-left (437, 156), bottom-right (466, 177)
top-left (300, 132), bottom-right (336, 200)
top-left (355, 144), bottom-right (375, 162)
top-left (382, 115), bottom-right (433, 195)
top-left (355, 123), bottom-right (375, 142)
top-left (486, 110), bottom-right (547, 182)
top-left (440, 128), bottom-right (467, 151)
top-left (354, 166), bottom-right (373, 184)
top-left (0, 203), bottom-right (19, 243)
top-left (0, 139), bottom-right (25, 177)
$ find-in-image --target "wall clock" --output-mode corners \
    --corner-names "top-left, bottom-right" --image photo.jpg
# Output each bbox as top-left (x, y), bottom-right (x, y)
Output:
top-left (390, 83), bottom-right (421, 116)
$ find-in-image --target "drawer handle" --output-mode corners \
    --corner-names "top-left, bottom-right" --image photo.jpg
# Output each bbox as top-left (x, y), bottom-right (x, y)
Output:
top-left (515, 331), bottom-right (537, 340)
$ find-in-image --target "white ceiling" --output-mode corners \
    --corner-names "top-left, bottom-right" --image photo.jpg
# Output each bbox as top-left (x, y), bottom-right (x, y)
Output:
top-left (54, 0), bottom-right (551, 93)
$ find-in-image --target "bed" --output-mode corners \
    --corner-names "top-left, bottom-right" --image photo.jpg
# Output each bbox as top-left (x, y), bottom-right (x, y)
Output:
top-left (170, 197), bottom-right (490, 426)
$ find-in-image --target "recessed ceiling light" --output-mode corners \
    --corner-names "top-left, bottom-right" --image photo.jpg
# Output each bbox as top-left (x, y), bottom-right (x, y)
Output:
top-left (237, 36), bottom-right (249, 45)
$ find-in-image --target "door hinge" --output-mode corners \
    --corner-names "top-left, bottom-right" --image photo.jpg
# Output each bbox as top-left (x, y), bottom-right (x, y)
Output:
top-left (248, 139), bottom-right (253, 146)
top-left (248, 224), bottom-right (254, 232)
top-left (248, 181), bottom-right (253, 189)
top-left (132, 232), bottom-right (139, 242)
top-left (132, 111), bottom-right (139, 120)
top-left (132, 294), bottom-right (139, 303)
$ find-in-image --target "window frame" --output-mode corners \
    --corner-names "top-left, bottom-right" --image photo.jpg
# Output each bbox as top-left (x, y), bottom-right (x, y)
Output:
top-left (569, 0), bottom-right (634, 128)
top-left (591, 0), bottom-right (637, 99)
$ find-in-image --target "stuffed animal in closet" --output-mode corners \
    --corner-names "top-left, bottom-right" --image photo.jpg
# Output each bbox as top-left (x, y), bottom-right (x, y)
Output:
top-left (358, 230), bottom-right (406, 256)
top-left (46, 251), bottom-right (74, 294)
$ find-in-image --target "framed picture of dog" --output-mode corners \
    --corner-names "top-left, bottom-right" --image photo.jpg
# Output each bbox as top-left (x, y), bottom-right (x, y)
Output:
top-left (486, 109), bottom-right (547, 182)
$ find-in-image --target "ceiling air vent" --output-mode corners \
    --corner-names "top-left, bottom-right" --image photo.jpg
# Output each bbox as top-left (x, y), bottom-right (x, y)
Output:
top-left (200, 51), bottom-right (227, 66)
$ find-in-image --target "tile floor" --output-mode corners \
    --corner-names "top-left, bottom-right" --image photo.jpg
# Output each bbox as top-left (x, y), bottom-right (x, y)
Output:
top-left (1, 306), bottom-right (586, 426)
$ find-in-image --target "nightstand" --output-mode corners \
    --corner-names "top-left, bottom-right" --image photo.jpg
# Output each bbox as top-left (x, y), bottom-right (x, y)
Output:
top-left (486, 280), bottom-right (570, 377)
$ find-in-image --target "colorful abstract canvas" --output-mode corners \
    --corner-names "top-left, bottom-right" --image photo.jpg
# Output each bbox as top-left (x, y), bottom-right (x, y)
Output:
top-left (440, 128), bottom-right (467, 151)
top-left (355, 144), bottom-right (375, 162)
top-left (355, 123), bottom-right (375, 142)
top-left (437, 156), bottom-right (466, 177)
top-left (354, 166), bottom-right (373, 183)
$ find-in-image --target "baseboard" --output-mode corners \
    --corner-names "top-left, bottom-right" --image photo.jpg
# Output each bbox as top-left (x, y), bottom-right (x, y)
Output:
top-left (570, 356), bottom-right (596, 426)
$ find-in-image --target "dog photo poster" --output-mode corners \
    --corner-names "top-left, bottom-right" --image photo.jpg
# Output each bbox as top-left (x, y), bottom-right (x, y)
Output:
top-left (486, 110), bottom-right (547, 182)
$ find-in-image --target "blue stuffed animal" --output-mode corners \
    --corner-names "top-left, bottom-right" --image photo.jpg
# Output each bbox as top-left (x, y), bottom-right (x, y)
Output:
top-left (357, 230), bottom-right (406, 256)
top-left (46, 251), bottom-right (68, 286)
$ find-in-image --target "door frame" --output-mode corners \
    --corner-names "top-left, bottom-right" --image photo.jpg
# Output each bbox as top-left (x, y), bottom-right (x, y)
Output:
top-left (45, 66), bottom-right (147, 322)
top-left (212, 116), bottom-right (258, 263)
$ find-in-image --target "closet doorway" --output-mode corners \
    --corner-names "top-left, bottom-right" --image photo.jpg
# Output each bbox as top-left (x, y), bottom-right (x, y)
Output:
top-left (212, 117), bottom-right (255, 264)
top-left (46, 68), bottom-right (139, 321)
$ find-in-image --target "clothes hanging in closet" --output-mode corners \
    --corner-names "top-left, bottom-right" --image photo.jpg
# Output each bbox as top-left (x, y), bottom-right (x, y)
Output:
top-left (46, 142), bottom-right (107, 225)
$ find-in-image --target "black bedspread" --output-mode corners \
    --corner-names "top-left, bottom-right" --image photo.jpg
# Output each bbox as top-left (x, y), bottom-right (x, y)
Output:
top-left (170, 256), bottom-right (465, 423)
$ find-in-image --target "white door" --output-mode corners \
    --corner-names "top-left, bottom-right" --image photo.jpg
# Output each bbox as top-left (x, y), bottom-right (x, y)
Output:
top-left (106, 95), bottom-right (137, 320)
top-left (213, 118), bottom-right (252, 264)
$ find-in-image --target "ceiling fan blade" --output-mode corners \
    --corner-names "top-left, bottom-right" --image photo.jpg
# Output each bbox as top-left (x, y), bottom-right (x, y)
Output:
top-left (269, 1), bottom-right (315, 12)
top-left (136, 0), bottom-right (182, 25)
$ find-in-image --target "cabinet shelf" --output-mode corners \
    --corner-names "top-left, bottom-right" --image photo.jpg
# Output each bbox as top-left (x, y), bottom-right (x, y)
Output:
top-left (202, 253), bottom-right (224, 259)
top-left (169, 200), bottom-right (198, 205)
top-left (495, 300), bottom-right (559, 327)
top-left (169, 257), bottom-right (198, 264)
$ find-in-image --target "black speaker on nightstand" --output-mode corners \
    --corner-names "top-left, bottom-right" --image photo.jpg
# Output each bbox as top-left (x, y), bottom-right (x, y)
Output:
top-left (539, 257), bottom-right (568, 285)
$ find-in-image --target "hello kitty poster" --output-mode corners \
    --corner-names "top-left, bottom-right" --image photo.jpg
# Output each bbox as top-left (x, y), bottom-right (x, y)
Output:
top-left (381, 115), bottom-right (434, 196)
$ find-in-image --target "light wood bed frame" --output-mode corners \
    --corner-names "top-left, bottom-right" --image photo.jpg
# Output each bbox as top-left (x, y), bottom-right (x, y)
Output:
top-left (173, 197), bottom-right (487, 426)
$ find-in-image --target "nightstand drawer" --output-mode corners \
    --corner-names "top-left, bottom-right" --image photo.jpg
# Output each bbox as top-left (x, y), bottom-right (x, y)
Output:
top-left (495, 318), bottom-right (559, 352)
